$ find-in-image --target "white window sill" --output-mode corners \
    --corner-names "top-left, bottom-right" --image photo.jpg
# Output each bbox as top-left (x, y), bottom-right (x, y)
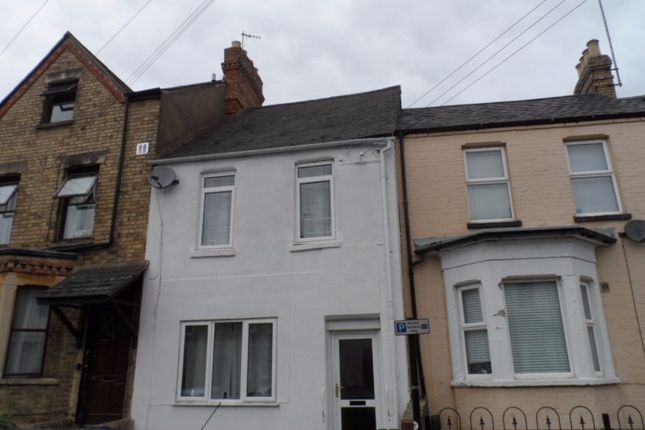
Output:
top-left (190, 248), bottom-right (236, 258)
top-left (452, 376), bottom-right (619, 388)
top-left (174, 400), bottom-right (280, 407)
top-left (290, 240), bottom-right (342, 252)
top-left (0, 378), bottom-right (59, 386)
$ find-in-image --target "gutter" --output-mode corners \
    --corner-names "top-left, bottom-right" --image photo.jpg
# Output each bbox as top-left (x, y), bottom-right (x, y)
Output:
top-left (150, 137), bottom-right (392, 166)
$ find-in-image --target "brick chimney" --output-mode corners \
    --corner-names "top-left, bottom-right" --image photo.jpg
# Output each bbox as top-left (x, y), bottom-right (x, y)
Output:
top-left (574, 39), bottom-right (616, 98)
top-left (221, 41), bottom-right (264, 116)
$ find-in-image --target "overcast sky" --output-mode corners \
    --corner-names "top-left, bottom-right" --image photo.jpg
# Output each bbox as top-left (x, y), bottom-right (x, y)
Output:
top-left (1, 0), bottom-right (644, 108)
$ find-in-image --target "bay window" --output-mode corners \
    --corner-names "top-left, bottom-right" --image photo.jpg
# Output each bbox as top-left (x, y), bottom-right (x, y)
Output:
top-left (178, 319), bottom-right (276, 402)
top-left (566, 141), bottom-right (621, 215)
top-left (463, 148), bottom-right (514, 222)
top-left (459, 286), bottom-right (491, 375)
top-left (4, 286), bottom-right (50, 377)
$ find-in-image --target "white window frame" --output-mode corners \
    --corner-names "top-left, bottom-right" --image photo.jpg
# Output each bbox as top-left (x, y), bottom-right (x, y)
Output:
top-left (463, 147), bottom-right (515, 223)
top-left (580, 282), bottom-right (602, 374)
top-left (457, 284), bottom-right (491, 380)
top-left (501, 279), bottom-right (574, 380)
top-left (565, 140), bottom-right (623, 216)
top-left (197, 172), bottom-right (235, 250)
top-left (176, 318), bottom-right (277, 404)
top-left (295, 161), bottom-right (335, 242)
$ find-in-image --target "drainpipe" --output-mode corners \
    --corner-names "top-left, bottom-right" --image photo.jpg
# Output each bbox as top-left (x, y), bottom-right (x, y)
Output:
top-left (377, 138), bottom-right (397, 427)
top-left (397, 131), bottom-right (429, 427)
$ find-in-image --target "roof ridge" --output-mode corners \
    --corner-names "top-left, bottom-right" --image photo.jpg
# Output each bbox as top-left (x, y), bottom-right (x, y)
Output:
top-left (256, 85), bottom-right (401, 110)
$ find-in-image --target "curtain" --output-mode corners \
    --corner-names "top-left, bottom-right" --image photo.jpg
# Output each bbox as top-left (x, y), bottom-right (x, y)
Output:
top-left (504, 282), bottom-right (570, 373)
top-left (461, 288), bottom-right (491, 374)
top-left (0, 213), bottom-right (13, 245)
top-left (202, 191), bottom-right (232, 246)
top-left (571, 176), bottom-right (618, 214)
top-left (567, 143), bottom-right (608, 172)
top-left (63, 204), bottom-right (95, 239)
top-left (5, 288), bottom-right (49, 375)
top-left (246, 323), bottom-right (273, 397)
top-left (300, 181), bottom-right (331, 238)
top-left (211, 322), bottom-right (242, 399)
top-left (466, 150), bottom-right (505, 179)
top-left (181, 325), bottom-right (208, 397)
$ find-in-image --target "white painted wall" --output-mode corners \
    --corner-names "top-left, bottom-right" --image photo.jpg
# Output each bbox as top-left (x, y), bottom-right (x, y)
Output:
top-left (131, 140), bottom-right (409, 430)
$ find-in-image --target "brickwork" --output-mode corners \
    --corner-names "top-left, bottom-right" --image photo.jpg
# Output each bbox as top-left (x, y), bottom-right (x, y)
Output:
top-left (403, 118), bottom-right (645, 417)
top-left (0, 35), bottom-right (160, 426)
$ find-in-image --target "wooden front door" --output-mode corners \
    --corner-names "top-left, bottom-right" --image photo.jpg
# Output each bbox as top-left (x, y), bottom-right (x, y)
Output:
top-left (79, 304), bottom-right (132, 425)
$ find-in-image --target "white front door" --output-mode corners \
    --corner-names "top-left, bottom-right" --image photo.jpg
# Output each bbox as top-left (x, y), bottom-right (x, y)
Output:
top-left (331, 332), bottom-right (381, 430)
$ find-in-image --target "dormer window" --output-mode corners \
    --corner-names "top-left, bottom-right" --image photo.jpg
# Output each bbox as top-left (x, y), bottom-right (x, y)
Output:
top-left (42, 80), bottom-right (77, 123)
top-left (55, 169), bottom-right (98, 239)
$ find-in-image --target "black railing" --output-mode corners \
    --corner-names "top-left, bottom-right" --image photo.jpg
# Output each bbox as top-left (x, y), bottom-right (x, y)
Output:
top-left (435, 405), bottom-right (644, 430)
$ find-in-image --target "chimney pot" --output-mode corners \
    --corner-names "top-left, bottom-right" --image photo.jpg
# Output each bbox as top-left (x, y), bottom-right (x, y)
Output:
top-left (231, 40), bottom-right (242, 48)
top-left (586, 39), bottom-right (600, 56)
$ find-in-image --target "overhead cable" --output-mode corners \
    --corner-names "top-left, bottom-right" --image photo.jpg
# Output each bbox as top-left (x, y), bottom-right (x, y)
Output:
top-left (97, 0), bottom-right (154, 54)
top-left (441, 0), bottom-right (590, 106)
top-left (426, 0), bottom-right (570, 106)
top-left (0, 0), bottom-right (50, 58)
top-left (407, 0), bottom-right (548, 108)
top-left (127, 0), bottom-right (215, 84)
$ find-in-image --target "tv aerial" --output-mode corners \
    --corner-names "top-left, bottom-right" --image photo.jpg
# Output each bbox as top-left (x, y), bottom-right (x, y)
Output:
top-left (241, 32), bottom-right (261, 48)
top-left (623, 220), bottom-right (645, 243)
top-left (148, 166), bottom-right (179, 189)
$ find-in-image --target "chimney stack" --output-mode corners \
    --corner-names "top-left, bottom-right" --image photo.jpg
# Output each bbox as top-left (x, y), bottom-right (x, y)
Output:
top-left (221, 41), bottom-right (264, 116)
top-left (574, 39), bottom-right (616, 98)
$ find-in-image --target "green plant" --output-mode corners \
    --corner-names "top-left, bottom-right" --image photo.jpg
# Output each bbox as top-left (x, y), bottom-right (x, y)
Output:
top-left (0, 412), bottom-right (16, 430)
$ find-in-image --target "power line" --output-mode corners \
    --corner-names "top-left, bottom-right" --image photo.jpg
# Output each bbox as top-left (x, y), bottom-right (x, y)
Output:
top-left (407, 0), bottom-right (548, 108)
top-left (441, 0), bottom-right (589, 106)
top-left (0, 0), bottom-right (49, 58)
top-left (127, 0), bottom-right (215, 84)
top-left (97, 0), bottom-right (154, 54)
top-left (427, 0), bottom-right (570, 106)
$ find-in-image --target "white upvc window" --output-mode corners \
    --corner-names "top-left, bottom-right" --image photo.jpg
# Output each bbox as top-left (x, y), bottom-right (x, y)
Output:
top-left (296, 162), bottom-right (334, 240)
top-left (580, 283), bottom-right (601, 373)
top-left (463, 148), bottom-right (514, 222)
top-left (0, 182), bottom-right (18, 245)
top-left (458, 285), bottom-right (491, 376)
top-left (178, 319), bottom-right (276, 403)
top-left (565, 141), bottom-right (622, 216)
top-left (199, 173), bottom-right (235, 248)
top-left (502, 281), bottom-right (571, 377)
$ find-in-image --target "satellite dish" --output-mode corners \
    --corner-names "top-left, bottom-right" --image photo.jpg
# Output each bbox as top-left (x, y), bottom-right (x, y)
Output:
top-left (148, 166), bottom-right (178, 189)
top-left (624, 220), bottom-right (645, 243)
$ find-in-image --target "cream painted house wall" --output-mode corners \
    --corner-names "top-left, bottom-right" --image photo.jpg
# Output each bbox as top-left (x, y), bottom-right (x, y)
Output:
top-left (402, 118), bottom-right (645, 424)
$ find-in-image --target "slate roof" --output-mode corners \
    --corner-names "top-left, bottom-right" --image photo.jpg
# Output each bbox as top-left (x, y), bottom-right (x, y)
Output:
top-left (398, 93), bottom-right (645, 133)
top-left (414, 226), bottom-right (616, 254)
top-left (164, 86), bottom-right (401, 159)
top-left (38, 261), bottom-right (148, 305)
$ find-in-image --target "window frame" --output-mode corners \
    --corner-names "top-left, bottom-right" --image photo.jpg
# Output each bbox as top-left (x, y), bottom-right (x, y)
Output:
top-left (197, 172), bottom-right (236, 250)
top-left (501, 279), bottom-right (574, 379)
top-left (565, 140), bottom-right (623, 216)
top-left (580, 283), bottom-right (602, 374)
top-left (463, 147), bottom-right (515, 223)
top-left (176, 318), bottom-right (277, 404)
top-left (41, 80), bottom-right (78, 124)
top-left (0, 179), bottom-right (19, 246)
top-left (55, 168), bottom-right (99, 240)
top-left (3, 286), bottom-right (51, 378)
top-left (295, 161), bottom-right (335, 242)
top-left (457, 284), bottom-right (492, 379)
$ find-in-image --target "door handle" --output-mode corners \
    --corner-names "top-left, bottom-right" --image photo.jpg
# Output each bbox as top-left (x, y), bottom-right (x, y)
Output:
top-left (335, 383), bottom-right (343, 398)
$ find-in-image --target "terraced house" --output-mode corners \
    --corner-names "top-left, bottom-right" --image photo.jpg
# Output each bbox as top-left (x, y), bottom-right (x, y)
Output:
top-left (396, 40), bottom-right (645, 429)
top-left (0, 32), bottom-right (240, 427)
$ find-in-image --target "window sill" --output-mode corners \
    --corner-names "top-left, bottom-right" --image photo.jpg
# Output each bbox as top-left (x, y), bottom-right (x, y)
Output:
top-left (574, 213), bottom-right (632, 223)
top-left (49, 238), bottom-right (94, 250)
top-left (0, 378), bottom-right (59, 386)
top-left (174, 400), bottom-right (279, 407)
top-left (290, 240), bottom-right (342, 252)
top-left (190, 248), bottom-right (236, 258)
top-left (451, 376), bottom-right (619, 388)
top-left (467, 220), bottom-right (522, 230)
top-left (37, 120), bottom-right (74, 130)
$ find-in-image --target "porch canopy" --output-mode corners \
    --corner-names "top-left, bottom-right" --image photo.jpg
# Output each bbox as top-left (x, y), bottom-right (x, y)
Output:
top-left (37, 261), bottom-right (149, 306)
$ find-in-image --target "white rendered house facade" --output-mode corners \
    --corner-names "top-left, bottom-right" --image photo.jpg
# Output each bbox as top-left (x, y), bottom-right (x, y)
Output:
top-left (131, 136), bottom-right (410, 430)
